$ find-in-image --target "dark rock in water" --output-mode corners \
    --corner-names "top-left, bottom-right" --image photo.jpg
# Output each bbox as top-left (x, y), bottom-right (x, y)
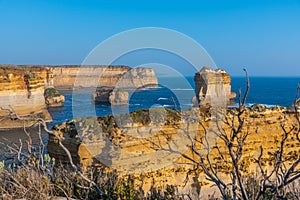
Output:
top-left (44, 87), bottom-right (65, 107)
top-left (92, 87), bottom-right (128, 105)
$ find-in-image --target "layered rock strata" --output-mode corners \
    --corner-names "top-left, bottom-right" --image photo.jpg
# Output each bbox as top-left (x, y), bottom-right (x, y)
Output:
top-left (0, 66), bottom-right (52, 129)
top-left (0, 65), bottom-right (158, 128)
top-left (91, 67), bottom-right (158, 105)
top-left (50, 66), bottom-right (158, 90)
top-left (47, 107), bottom-right (300, 196)
top-left (194, 67), bottom-right (236, 107)
top-left (47, 66), bottom-right (300, 197)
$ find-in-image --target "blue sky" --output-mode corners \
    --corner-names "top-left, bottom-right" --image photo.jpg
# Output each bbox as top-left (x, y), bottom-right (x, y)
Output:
top-left (0, 0), bottom-right (299, 76)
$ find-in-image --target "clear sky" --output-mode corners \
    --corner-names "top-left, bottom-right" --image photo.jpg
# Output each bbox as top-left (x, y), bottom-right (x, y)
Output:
top-left (0, 0), bottom-right (299, 76)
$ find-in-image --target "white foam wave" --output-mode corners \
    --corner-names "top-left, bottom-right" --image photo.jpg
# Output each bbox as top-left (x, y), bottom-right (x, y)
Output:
top-left (129, 103), bottom-right (141, 106)
top-left (157, 97), bottom-right (168, 101)
top-left (171, 88), bottom-right (194, 91)
top-left (229, 103), bottom-right (277, 108)
top-left (142, 86), bottom-right (163, 90)
top-left (163, 104), bottom-right (173, 108)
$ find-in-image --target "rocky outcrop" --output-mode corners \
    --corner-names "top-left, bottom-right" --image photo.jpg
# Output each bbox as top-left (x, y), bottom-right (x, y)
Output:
top-left (250, 103), bottom-right (267, 112)
top-left (91, 67), bottom-right (158, 104)
top-left (0, 66), bottom-right (52, 129)
top-left (0, 65), bottom-right (158, 91)
top-left (109, 90), bottom-right (128, 105)
top-left (194, 67), bottom-right (236, 107)
top-left (47, 66), bottom-right (299, 196)
top-left (115, 67), bottom-right (158, 89)
top-left (44, 88), bottom-right (65, 107)
top-left (47, 107), bottom-right (300, 196)
top-left (50, 66), bottom-right (158, 90)
top-left (92, 87), bottom-right (129, 105)
top-left (0, 65), bottom-right (158, 128)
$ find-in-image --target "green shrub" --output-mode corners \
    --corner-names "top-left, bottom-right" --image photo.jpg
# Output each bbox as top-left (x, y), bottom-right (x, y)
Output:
top-left (44, 87), bottom-right (61, 97)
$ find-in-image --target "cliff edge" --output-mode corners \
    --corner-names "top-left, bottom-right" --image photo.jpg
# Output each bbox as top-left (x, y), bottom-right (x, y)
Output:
top-left (50, 65), bottom-right (158, 90)
top-left (0, 66), bottom-right (52, 129)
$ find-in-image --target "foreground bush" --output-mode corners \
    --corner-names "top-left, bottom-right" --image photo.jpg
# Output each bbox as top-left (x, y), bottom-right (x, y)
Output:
top-left (0, 157), bottom-right (183, 200)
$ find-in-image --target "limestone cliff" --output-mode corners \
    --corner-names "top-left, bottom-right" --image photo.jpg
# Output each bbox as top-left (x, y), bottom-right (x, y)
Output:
top-left (194, 67), bottom-right (236, 107)
top-left (0, 65), bottom-right (158, 90)
top-left (0, 66), bottom-right (52, 129)
top-left (47, 107), bottom-right (300, 195)
top-left (91, 67), bottom-right (158, 104)
top-left (50, 65), bottom-right (158, 90)
top-left (46, 66), bottom-right (299, 196)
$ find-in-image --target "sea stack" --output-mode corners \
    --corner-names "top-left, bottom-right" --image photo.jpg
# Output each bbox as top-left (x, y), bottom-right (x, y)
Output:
top-left (44, 87), bottom-right (65, 107)
top-left (193, 67), bottom-right (236, 107)
top-left (92, 87), bottom-right (129, 105)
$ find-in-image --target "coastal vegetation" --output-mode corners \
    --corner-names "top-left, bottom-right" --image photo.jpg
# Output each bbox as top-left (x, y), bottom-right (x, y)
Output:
top-left (0, 66), bottom-right (299, 199)
top-left (1, 99), bottom-right (300, 199)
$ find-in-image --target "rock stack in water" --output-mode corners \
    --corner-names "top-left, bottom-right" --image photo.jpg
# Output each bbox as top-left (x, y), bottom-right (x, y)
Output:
top-left (92, 87), bottom-right (129, 105)
top-left (193, 67), bottom-right (236, 107)
top-left (92, 67), bottom-right (158, 105)
top-left (44, 87), bottom-right (65, 107)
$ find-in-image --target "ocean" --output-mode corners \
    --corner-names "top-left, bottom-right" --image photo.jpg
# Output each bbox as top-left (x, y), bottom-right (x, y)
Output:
top-left (47, 77), bottom-right (300, 128)
top-left (0, 77), bottom-right (298, 161)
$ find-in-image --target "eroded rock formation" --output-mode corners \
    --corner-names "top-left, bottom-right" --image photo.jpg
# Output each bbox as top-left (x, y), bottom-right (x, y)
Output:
top-left (47, 107), bottom-right (300, 196)
top-left (194, 67), bottom-right (236, 107)
top-left (91, 67), bottom-right (158, 105)
top-left (92, 87), bottom-right (129, 105)
top-left (0, 66), bottom-right (52, 129)
top-left (46, 66), bottom-right (300, 196)
top-left (50, 66), bottom-right (158, 90)
top-left (250, 103), bottom-right (267, 112)
top-left (44, 88), bottom-right (65, 107)
top-left (0, 65), bottom-right (158, 128)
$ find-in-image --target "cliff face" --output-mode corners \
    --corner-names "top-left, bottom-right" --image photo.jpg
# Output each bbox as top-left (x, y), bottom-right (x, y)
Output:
top-left (50, 66), bottom-right (158, 90)
top-left (46, 66), bottom-right (299, 196)
top-left (0, 66), bottom-right (52, 129)
top-left (115, 67), bottom-right (158, 89)
top-left (47, 107), bottom-right (300, 195)
top-left (0, 65), bottom-right (158, 91)
top-left (91, 67), bottom-right (158, 104)
top-left (0, 65), bottom-right (158, 128)
top-left (194, 67), bottom-right (235, 106)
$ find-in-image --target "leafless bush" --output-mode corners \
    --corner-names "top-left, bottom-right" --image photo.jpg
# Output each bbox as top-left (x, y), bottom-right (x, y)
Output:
top-left (0, 114), bottom-right (186, 199)
top-left (150, 70), bottom-right (300, 199)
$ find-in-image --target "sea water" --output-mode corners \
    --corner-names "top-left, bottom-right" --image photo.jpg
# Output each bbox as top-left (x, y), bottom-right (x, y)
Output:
top-left (47, 77), bottom-right (300, 128)
top-left (0, 77), bottom-right (298, 160)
